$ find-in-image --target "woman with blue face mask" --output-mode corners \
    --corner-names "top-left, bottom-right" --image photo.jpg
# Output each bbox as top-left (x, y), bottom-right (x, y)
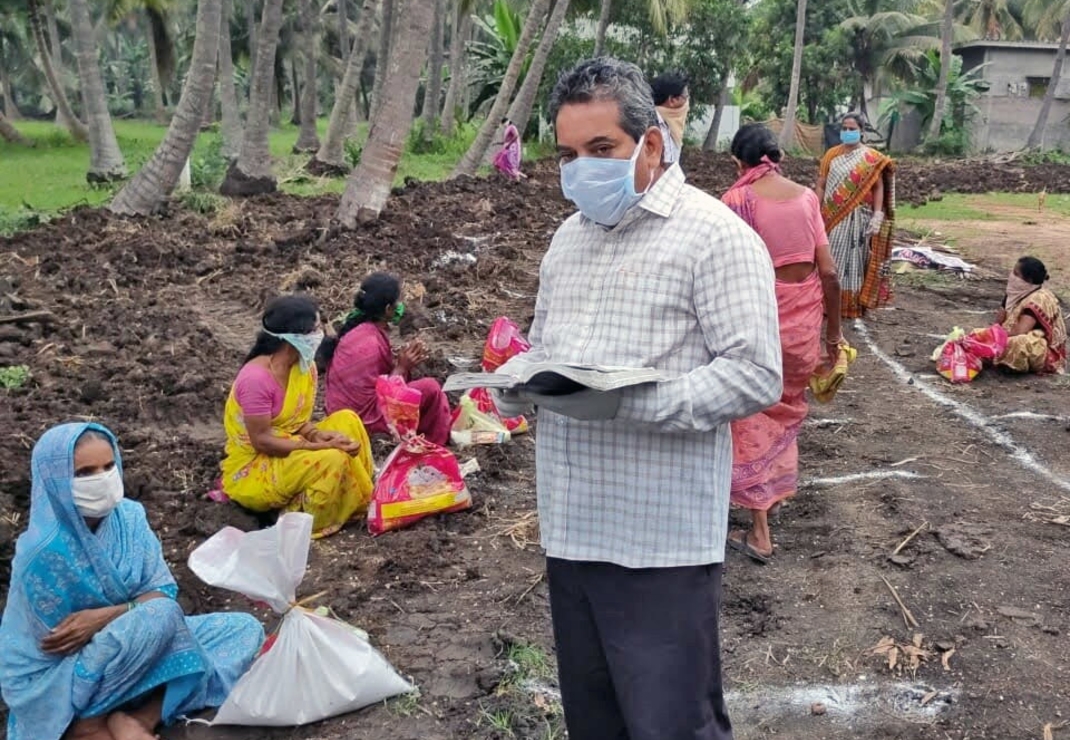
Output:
top-left (815, 113), bottom-right (896, 318)
top-left (219, 294), bottom-right (375, 538)
top-left (0, 423), bottom-right (264, 740)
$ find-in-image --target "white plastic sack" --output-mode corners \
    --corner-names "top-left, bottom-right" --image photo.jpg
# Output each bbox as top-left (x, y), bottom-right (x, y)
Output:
top-left (188, 512), bottom-right (412, 726)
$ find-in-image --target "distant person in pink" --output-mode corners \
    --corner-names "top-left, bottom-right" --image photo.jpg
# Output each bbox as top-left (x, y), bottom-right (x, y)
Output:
top-left (493, 118), bottom-right (525, 180)
top-left (320, 273), bottom-right (451, 445)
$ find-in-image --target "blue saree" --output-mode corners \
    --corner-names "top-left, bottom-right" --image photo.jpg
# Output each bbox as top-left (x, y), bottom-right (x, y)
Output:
top-left (0, 423), bottom-right (263, 740)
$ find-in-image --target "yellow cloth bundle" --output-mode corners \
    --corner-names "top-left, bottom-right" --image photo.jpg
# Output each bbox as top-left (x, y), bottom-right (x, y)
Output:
top-left (809, 341), bottom-right (858, 403)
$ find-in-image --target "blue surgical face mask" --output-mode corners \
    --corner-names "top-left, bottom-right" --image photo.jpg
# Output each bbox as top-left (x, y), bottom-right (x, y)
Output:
top-left (560, 134), bottom-right (650, 227)
top-left (267, 329), bottom-right (324, 373)
top-left (841, 129), bottom-right (862, 145)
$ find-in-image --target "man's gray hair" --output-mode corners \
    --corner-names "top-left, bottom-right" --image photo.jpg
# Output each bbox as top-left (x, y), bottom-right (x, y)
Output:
top-left (548, 57), bottom-right (658, 142)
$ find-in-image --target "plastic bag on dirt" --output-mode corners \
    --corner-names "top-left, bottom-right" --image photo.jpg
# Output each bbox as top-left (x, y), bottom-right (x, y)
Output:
top-left (932, 328), bottom-right (981, 384)
top-left (187, 513), bottom-right (412, 726)
top-left (368, 435), bottom-right (472, 535)
top-left (376, 375), bottom-right (421, 439)
top-left (369, 374), bottom-right (472, 535)
top-left (450, 393), bottom-right (514, 447)
top-left (481, 316), bottom-right (531, 372)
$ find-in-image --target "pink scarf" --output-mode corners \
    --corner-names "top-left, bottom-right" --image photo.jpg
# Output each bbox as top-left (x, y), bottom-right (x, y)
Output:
top-left (722, 157), bottom-right (781, 227)
top-left (1005, 272), bottom-right (1040, 309)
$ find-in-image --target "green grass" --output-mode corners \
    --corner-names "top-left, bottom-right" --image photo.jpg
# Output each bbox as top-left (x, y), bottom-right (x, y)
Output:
top-left (900, 192), bottom-right (1070, 221)
top-left (0, 116), bottom-right (547, 233)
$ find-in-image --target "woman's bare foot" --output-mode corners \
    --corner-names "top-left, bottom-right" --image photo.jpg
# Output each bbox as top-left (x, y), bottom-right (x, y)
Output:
top-left (105, 712), bottom-right (156, 740)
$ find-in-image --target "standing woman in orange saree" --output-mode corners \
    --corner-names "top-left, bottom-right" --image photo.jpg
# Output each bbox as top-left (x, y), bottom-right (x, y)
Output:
top-left (816, 114), bottom-right (896, 318)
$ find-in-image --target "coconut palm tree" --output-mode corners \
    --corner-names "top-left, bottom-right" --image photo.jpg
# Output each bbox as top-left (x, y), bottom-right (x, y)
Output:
top-left (220, 0), bottom-right (286, 195)
top-left (0, 110), bottom-right (30, 144)
top-left (293, 0), bottom-right (321, 151)
top-left (1025, 0), bottom-right (1070, 147)
top-left (779, 0), bottom-right (806, 149)
top-left (959, 0), bottom-right (1024, 40)
top-left (370, 0), bottom-right (394, 118)
top-left (420, 0), bottom-right (447, 135)
top-left (310, 0), bottom-right (377, 173)
top-left (927, 0), bottom-right (955, 142)
top-left (337, 0), bottom-right (436, 224)
top-left (451, 0), bottom-right (550, 178)
top-left (68, 0), bottom-right (127, 181)
top-left (592, 0), bottom-right (692, 55)
top-left (505, 0), bottom-right (571, 137)
top-left (111, 0), bottom-right (223, 214)
top-left (440, 0), bottom-right (475, 135)
top-left (25, 0), bottom-right (88, 140)
top-left (218, 0), bottom-right (243, 159)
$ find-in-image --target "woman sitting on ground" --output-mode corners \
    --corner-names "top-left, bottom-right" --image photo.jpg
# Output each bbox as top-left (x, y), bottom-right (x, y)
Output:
top-left (995, 256), bottom-right (1067, 374)
top-left (0, 423), bottom-right (263, 740)
top-left (321, 273), bottom-right (451, 446)
top-left (221, 294), bottom-right (375, 538)
top-left (721, 123), bottom-right (843, 564)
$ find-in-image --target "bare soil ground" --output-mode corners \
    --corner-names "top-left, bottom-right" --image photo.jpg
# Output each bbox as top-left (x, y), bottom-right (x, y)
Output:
top-left (1, 152), bottom-right (1068, 740)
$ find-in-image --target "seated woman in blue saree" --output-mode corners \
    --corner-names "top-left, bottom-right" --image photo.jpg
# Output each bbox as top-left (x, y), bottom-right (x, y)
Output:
top-left (0, 423), bottom-right (264, 740)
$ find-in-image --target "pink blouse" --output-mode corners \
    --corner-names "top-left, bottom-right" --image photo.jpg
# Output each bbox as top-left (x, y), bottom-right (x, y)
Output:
top-left (748, 189), bottom-right (828, 268)
top-left (324, 322), bottom-right (393, 425)
top-left (232, 363), bottom-right (284, 419)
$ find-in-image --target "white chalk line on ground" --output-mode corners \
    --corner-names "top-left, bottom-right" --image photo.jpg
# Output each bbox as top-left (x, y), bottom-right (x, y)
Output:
top-left (854, 320), bottom-right (1070, 494)
top-left (804, 471), bottom-right (924, 489)
top-left (804, 417), bottom-right (854, 428)
top-left (991, 411), bottom-right (1070, 423)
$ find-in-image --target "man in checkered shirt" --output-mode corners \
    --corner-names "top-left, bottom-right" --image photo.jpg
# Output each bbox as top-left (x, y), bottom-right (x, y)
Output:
top-left (496, 58), bottom-right (782, 740)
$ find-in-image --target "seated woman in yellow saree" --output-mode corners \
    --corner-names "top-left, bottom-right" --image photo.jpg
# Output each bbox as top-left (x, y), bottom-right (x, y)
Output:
top-left (816, 114), bottom-right (896, 318)
top-left (995, 257), bottom-right (1067, 375)
top-left (221, 294), bottom-right (374, 538)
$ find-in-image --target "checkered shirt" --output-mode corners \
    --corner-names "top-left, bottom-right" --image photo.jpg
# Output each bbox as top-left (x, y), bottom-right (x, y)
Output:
top-left (511, 164), bottom-right (783, 568)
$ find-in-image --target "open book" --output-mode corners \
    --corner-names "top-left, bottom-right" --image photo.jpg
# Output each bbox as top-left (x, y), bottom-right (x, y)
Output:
top-left (444, 362), bottom-right (663, 421)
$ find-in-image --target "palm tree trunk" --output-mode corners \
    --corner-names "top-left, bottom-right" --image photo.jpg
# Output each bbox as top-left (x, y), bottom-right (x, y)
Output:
top-left (311, 0), bottom-right (378, 173)
top-left (927, 0), bottom-right (954, 142)
top-left (451, 0), bottom-right (551, 178)
top-left (221, 0), bottom-right (286, 195)
top-left (294, 0), bottom-right (322, 151)
top-left (111, 0), bottom-right (223, 215)
top-left (594, 0), bottom-right (612, 56)
top-left (505, 0), bottom-right (570, 140)
top-left (245, 0), bottom-right (258, 76)
top-left (68, 0), bottom-right (126, 181)
top-left (779, 0), bottom-right (806, 150)
top-left (0, 112), bottom-right (32, 145)
top-left (420, 0), bottom-right (447, 137)
top-left (337, 0), bottom-right (350, 59)
top-left (219, 0), bottom-right (244, 160)
top-left (145, 13), bottom-right (168, 122)
top-left (0, 53), bottom-right (20, 120)
top-left (703, 81), bottom-right (730, 152)
top-left (1027, 11), bottom-right (1070, 149)
top-left (337, 0), bottom-right (436, 225)
top-left (440, 1), bottom-right (472, 135)
top-left (28, 0), bottom-right (88, 141)
top-left (370, 0), bottom-right (395, 119)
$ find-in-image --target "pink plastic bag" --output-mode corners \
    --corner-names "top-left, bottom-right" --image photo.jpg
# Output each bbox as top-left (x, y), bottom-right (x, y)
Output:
top-left (368, 437), bottom-right (471, 535)
top-left (482, 316), bottom-right (531, 372)
top-left (936, 339), bottom-right (982, 384)
top-left (375, 375), bottom-right (421, 439)
top-left (962, 324), bottom-right (1008, 360)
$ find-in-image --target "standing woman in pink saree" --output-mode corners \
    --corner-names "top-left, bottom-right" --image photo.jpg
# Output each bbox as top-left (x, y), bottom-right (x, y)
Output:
top-left (493, 118), bottom-right (525, 180)
top-left (721, 124), bottom-right (843, 564)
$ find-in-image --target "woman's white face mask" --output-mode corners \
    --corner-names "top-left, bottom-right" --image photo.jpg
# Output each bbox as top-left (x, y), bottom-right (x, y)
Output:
top-left (72, 466), bottom-right (124, 519)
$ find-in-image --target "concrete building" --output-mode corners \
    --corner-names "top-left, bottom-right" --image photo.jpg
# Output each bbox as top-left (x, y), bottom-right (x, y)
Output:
top-left (956, 40), bottom-right (1070, 152)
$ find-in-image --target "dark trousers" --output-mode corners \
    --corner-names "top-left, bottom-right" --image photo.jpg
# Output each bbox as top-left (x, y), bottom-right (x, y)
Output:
top-left (546, 558), bottom-right (733, 740)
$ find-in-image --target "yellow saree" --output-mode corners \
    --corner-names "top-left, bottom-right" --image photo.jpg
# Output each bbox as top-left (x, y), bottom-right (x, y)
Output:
top-left (996, 288), bottom-right (1068, 375)
top-left (221, 363), bottom-right (374, 538)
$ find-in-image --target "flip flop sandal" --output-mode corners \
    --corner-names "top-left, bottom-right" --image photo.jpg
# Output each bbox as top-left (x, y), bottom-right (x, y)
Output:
top-left (727, 532), bottom-right (771, 565)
